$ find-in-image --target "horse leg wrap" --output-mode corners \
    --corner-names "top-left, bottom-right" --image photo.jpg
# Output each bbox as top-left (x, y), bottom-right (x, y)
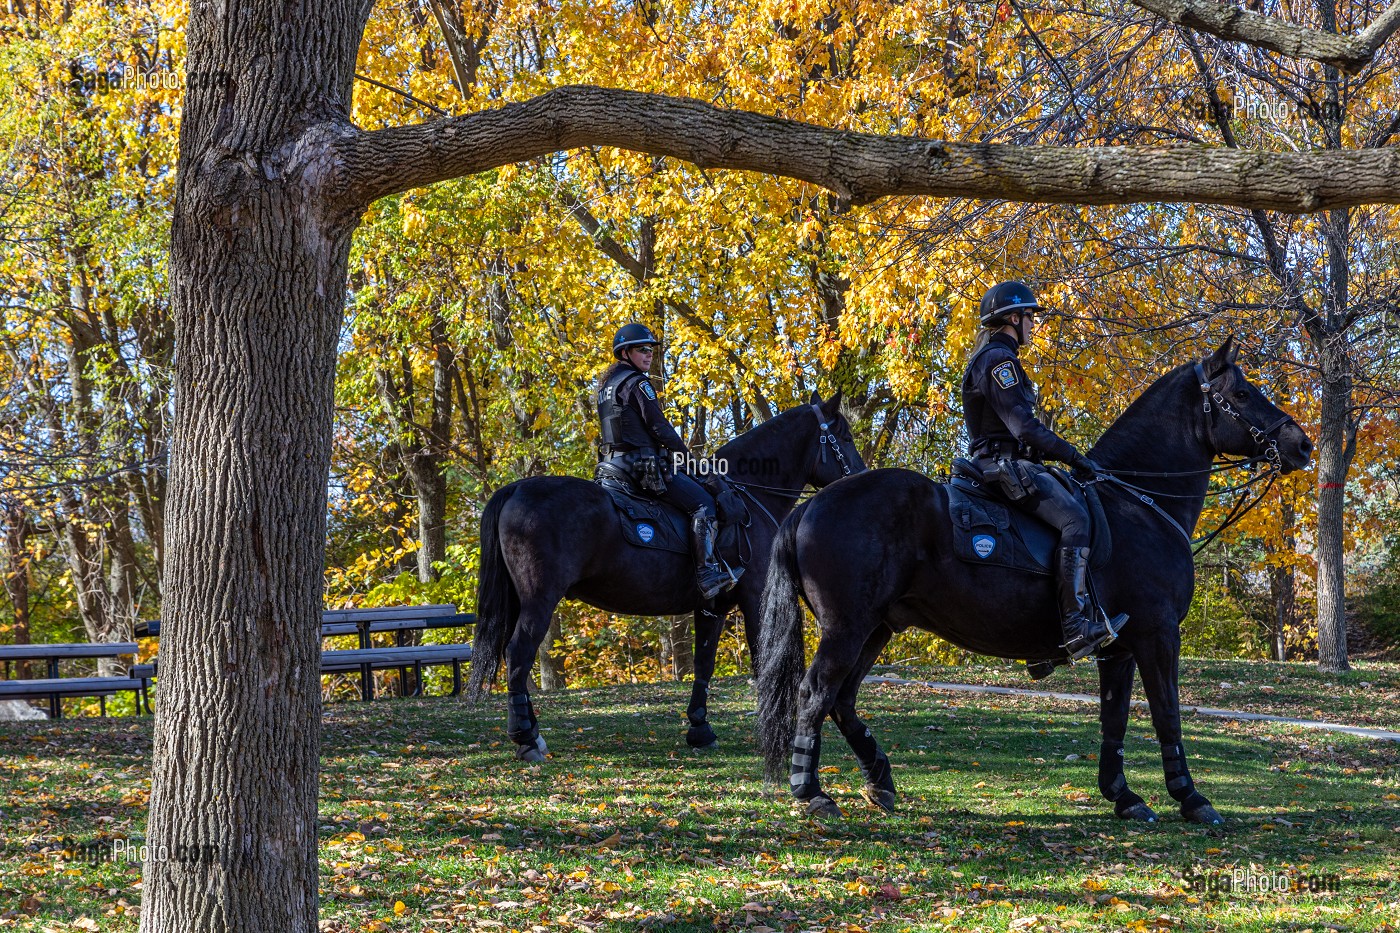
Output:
top-left (1097, 738), bottom-right (1150, 817)
top-left (687, 679), bottom-right (710, 728)
top-left (1160, 742), bottom-right (1206, 808)
top-left (1098, 739), bottom-right (1128, 801)
top-left (790, 733), bottom-right (822, 801)
top-left (834, 711), bottom-right (894, 793)
top-left (507, 692), bottom-right (539, 746)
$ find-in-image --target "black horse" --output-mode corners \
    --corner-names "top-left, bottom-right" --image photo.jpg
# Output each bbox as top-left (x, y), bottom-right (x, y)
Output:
top-left (757, 339), bottom-right (1312, 823)
top-left (469, 392), bottom-right (865, 761)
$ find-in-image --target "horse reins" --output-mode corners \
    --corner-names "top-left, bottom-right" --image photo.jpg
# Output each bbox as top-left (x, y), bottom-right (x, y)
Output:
top-left (1090, 364), bottom-right (1294, 555)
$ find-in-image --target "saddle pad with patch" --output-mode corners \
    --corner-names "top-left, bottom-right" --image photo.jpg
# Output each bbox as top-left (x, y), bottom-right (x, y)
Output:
top-left (599, 480), bottom-right (691, 555)
top-left (946, 478), bottom-right (1110, 576)
top-left (597, 476), bottom-right (749, 567)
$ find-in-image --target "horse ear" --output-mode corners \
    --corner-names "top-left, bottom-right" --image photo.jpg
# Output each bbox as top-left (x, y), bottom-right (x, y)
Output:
top-left (822, 390), bottom-right (843, 417)
top-left (808, 389), bottom-right (821, 405)
top-left (1204, 336), bottom-right (1238, 377)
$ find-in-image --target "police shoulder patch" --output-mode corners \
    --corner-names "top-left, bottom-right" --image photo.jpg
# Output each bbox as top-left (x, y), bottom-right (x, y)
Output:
top-left (639, 379), bottom-right (657, 401)
top-left (991, 360), bottom-right (1019, 389)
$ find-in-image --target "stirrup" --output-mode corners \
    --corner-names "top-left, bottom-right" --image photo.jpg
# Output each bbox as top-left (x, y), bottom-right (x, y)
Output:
top-left (1061, 611), bottom-right (1127, 662)
top-left (696, 566), bottom-right (731, 600)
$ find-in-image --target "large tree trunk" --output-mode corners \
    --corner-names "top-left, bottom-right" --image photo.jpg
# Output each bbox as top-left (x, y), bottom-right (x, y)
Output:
top-left (139, 3), bottom-right (370, 930)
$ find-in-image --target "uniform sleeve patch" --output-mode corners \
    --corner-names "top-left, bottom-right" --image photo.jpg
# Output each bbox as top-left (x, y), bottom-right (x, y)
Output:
top-left (991, 361), bottom-right (1019, 389)
top-left (639, 380), bottom-right (657, 401)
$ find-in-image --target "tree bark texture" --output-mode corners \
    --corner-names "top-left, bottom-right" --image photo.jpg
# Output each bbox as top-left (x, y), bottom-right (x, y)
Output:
top-left (140, 2), bottom-right (372, 931)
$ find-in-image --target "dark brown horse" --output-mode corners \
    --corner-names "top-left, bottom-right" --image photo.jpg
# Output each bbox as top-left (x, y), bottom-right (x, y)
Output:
top-left (757, 340), bottom-right (1312, 823)
top-left (469, 393), bottom-right (865, 760)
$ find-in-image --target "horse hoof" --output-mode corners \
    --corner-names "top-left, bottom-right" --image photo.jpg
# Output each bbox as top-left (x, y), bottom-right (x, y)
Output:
top-left (1116, 802), bottom-right (1159, 823)
top-left (861, 786), bottom-right (897, 813)
top-left (516, 735), bottom-right (548, 762)
top-left (1183, 803), bottom-right (1224, 826)
top-left (686, 726), bottom-right (719, 749)
top-left (690, 740), bottom-right (720, 753)
top-left (805, 796), bottom-right (843, 820)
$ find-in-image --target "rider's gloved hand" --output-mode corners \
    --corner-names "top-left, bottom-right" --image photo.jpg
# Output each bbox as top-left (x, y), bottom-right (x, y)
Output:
top-left (1070, 452), bottom-right (1100, 481)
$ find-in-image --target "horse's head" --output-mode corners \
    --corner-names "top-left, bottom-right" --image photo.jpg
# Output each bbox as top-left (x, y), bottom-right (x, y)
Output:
top-left (806, 390), bottom-right (867, 487)
top-left (1196, 337), bottom-right (1313, 473)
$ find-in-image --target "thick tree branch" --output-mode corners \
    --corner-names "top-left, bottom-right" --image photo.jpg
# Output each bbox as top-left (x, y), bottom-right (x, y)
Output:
top-left (1131, 0), bottom-right (1400, 73)
top-left (336, 85), bottom-right (1400, 214)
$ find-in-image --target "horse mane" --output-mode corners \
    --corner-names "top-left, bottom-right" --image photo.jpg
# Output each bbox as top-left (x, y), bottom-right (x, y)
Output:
top-left (1088, 361), bottom-right (1209, 474)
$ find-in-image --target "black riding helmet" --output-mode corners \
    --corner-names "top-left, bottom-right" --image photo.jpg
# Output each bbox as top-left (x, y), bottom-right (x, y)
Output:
top-left (613, 323), bottom-right (659, 360)
top-left (979, 281), bottom-right (1041, 326)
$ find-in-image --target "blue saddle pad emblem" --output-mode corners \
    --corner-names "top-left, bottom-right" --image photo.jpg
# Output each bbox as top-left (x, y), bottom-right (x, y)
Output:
top-left (972, 534), bottom-right (997, 559)
top-left (636, 523), bottom-right (655, 543)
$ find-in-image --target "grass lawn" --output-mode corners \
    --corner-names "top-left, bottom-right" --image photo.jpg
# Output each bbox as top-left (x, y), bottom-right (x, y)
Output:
top-left (2, 662), bottom-right (1398, 932)
top-left (882, 657), bottom-right (1400, 731)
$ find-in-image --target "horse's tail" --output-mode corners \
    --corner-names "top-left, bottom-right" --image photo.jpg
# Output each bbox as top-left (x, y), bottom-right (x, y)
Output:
top-left (756, 499), bottom-right (811, 783)
top-left (468, 483), bottom-right (520, 701)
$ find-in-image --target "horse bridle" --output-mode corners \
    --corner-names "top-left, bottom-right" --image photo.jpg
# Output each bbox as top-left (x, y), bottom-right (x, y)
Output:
top-left (1095, 363), bottom-right (1295, 554)
top-left (1193, 361), bottom-right (1292, 465)
top-left (809, 403), bottom-right (856, 478)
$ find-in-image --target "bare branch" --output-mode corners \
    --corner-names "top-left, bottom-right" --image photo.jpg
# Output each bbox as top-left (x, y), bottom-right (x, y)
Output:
top-left (336, 85), bottom-right (1400, 215)
top-left (1130, 0), bottom-right (1400, 73)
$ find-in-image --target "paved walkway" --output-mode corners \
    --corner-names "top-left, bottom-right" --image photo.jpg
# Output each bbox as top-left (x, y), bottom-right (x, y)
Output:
top-left (864, 674), bottom-right (1400, 742)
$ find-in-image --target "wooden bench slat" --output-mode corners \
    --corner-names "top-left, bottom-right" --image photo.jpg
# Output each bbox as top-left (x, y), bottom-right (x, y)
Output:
top-left (0, 643), bottom-right (138, 660)
top-left (320, 646), bottom-right (473, 669)
top-left (138, 608), bottom-right (472, 639)
top-left (321, 605), bottom-right (458, 623)
top-left (0, 677), bottom-right (145, 698)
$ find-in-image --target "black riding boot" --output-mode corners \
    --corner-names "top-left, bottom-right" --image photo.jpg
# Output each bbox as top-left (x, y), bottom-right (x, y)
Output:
top-left (691, 509), bottom-right (742, 600)
top-left (1056, 546), bottom-right (1124, 661)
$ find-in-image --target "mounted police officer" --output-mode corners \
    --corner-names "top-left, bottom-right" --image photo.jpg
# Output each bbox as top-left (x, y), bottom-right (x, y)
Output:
top-left (961, 282), bottom-right (1125, 663)
top-left (596, 323), bottom-right (742, 600)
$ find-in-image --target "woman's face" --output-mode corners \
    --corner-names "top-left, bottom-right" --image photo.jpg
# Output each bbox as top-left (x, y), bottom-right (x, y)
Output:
top-left (626, 345), bottom-right (655, 371)
top-left (1015, 310), bottom-right (1036, 344)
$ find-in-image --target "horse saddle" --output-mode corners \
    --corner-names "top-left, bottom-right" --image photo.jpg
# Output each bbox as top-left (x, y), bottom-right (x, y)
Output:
top-left (594, 462), bottom-right (750, 567)
top-left (945, 459), bottom-right (1111, 576)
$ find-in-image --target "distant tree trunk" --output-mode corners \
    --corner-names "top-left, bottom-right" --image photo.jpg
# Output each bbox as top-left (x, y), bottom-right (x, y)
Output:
top-left (538, 613), bottom-right (567, 691)
top-left (375, 313), bottom-right (453, 585)
top-left (668, 616), bottom-right (694, 679)
top-left (1314, 342), bottom-right (1356, 671)
top-left (2, 504), bottom-right (32, 678)
top-left (415, 313), bottom-right (453, 582)
top-left (1311, 201), bottom-right (1357, 674)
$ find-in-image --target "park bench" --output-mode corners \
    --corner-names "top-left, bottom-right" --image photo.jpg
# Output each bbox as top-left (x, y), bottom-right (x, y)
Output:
top-left (135, 604), bottom-right (476, 702)
top-left (0, 643), bottom-right (152, 719)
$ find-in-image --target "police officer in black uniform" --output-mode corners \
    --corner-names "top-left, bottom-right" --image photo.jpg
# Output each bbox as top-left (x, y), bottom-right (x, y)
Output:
top-left (961, 282), bottom-right (1124, 662)
top-left (597, 323), bottom-right (742, 600)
